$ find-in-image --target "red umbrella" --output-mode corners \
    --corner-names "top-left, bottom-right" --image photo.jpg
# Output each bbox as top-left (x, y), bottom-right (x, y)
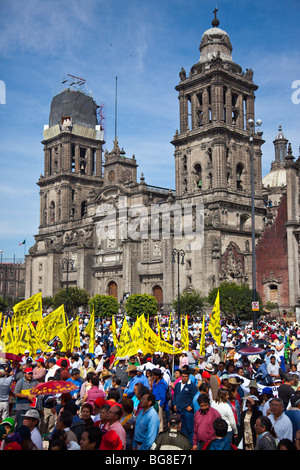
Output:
top-left (0, 352), bottom-right (23, 362)
top-left (238, 346), bottom-right (265, 355)
top-left (30, 380), bottom-right (79, 396)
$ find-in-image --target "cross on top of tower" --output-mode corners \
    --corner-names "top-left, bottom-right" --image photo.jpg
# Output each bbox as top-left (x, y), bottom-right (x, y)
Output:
top-left (212, 7), bottom-right (220, 27)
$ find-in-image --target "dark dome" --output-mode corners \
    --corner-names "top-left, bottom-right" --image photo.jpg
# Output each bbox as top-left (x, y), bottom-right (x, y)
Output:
top-left (49, 89), bottom-right (98, 129)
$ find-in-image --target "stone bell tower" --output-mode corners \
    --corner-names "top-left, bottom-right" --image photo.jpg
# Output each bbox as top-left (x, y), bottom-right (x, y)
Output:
top-left (26, 85), bottom-right (105, 297)
top-left (171, 11), bottom-right (266, 295)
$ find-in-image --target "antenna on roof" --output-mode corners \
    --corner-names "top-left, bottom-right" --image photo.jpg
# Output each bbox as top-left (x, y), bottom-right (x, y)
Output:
top-left (115, 76), bottom-right (118, 141)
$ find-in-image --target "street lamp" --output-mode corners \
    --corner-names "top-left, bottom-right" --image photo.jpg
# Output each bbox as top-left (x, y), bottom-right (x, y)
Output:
top-left (172, 248), bottom-right (185, 327)
top-left (248, 118), bottom-right (263, 330)
top-left (62, 257), bottom-right (74, 293)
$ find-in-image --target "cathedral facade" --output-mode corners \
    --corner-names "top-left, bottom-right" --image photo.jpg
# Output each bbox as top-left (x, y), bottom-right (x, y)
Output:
top-left (25, 17), bottom-right (300, 312)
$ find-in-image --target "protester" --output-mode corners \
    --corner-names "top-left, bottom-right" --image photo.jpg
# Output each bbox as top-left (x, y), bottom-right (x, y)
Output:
top-left (173, 369), bottom-right (198, 444)
top-left (192, 393), bottom-right (221, 449)
top-left (267, 397), bottom-right (293, 442)
top-left (132, 391), bottom-right (160, 450)
top-left (151, 413), bottom-right (191, 450)
top-left (254, 416), bottom-right (277, 450)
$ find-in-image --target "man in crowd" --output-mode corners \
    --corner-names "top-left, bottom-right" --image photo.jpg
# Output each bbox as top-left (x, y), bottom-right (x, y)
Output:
top-left (132, 391), bottom-right (160, 450)
top-left (173, 369), bottom-right (198, 444)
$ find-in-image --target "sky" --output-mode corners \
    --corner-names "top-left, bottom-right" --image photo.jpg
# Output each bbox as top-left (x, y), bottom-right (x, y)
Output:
top-left (0, 0), bottom-right (299, 261)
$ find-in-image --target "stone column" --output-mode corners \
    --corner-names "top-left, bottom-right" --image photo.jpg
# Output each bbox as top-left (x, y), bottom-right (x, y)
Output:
top-left (179, 93), bottom-right (188, 133)
top-left (202, 88), bottom-right (210, 125)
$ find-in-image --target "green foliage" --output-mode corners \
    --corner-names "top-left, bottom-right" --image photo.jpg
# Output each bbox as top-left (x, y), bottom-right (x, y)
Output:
top-left (0, 296), bottom-right (8, 312)
top-left (207, 282), bottom-right (262, 321)
top-left (171, 289), bottom-right (206, 318)
top-left (52, 287), bottom-right (90, 316)
top-left (125, 293), bottom-right (158, 319)
top-left (88, 294), bottom-right (119, 318)
top-left (42, 296), bottom-right (54, 309)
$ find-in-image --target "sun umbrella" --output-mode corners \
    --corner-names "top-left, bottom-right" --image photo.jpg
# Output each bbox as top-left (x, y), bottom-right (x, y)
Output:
top-left (0, 352), bottom-right (23, 362)
top-left (252, 339), bottom-right (271, 347)
top-left (237, 346), bottom-right (265, 355)
top-left (29, 380), bottom-right (79, 396)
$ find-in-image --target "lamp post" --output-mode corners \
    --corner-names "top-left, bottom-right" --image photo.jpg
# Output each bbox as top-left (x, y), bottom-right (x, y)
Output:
top-left (172, 248), bottom-right (185, 327)
top-left (248, 118), bottom-right (263, 330)
top-left (62, 257), bottom-right (74, 293)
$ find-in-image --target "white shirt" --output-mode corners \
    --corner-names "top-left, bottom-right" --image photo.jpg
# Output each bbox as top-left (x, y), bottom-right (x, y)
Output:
top-left (31, 427), bottom-right (43, 450)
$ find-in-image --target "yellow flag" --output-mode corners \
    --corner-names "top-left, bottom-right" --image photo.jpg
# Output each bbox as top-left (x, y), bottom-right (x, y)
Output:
top-left (12, 292), bottom-right (42, 325)
top-left (59, 317), bottom-right (81, 352)
top-left (17, 323), bottom-right (32, 355)
top-left (42, 305), bottom-right (67, 342)
top-left (167, 313), bottom-right (172, 341)
top-left (28, 322), bottom-right (52, 355)
top-left (84, 308), bottom-right (95, 353)
top-left (3, 318), bottom-right (16, 353)
top-left (111, 315), bottom-right (119, 347)
top-left (181, 315), bottom-right (189, 351)
top-left (116, 316), bottom-right (138, 358)
top-left (199, 314), bottom-right (206, 356)
top-left (208, 289), bottom-right (221, 346)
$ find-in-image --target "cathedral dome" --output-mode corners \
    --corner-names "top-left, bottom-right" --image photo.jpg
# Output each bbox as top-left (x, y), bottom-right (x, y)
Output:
top-left (49, 89), bottom-right (98, 129)
top-left (262, 168), bottom-right (286, 188)
top-left (199, 26), bottom-right (233, 63)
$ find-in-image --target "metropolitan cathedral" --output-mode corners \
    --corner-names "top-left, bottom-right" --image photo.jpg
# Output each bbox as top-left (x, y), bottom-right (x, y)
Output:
top-left (25, 14), bottom-right (300, 313)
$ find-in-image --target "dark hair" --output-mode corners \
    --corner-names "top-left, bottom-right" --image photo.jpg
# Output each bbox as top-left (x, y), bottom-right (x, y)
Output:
top-left (81, 403), bottom-right (93, 414)
top-left (49, 439), bottom-right (68, 450)
top-left (64, 401), bottom-right (79, 416)
top-left (122, 397), bottom-right (134, 414)
top-left (197, 393), bottom-right (210, 406)
top-left (213, 417), bottom-right (228, 437)
top-left (143, 392), bottom-right (156, 407)
top-left (57, 410), bottom-right (73, 428)
top-left (257, 416), bottom-right (273, 433)
top-left (91, 376), bottom-right (100, 387)
top-left (277, 438), bottom-right (297, 451)
top-left (61, 359), bottom-right (68, 368)
top-left (86, 372), bottom-right (95, 382)
top-left (112, 377), bottom-right (121, 386)
top-left (83, 426), bottom-right (103, 449)
top-left (198, 383), bottom-right (210, 393)
top-left (107, 388), bottom-right (120, 401)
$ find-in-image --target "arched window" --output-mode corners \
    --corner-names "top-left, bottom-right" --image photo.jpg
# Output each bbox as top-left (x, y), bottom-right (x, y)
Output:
top-left (49, 201), bottom-right (55, 223)
top-left (81, 201), bottom-right (87, 218)
top-left (194, 163), bottom-right (202, 189)
top-left (236, 163), bottom-right (244, 190)
top-left (107, 281), bottom-right (118, 299)
top-left (269, 284), bottom-right (278, 303)
top-left (152, 285), bottom-right (163, 308)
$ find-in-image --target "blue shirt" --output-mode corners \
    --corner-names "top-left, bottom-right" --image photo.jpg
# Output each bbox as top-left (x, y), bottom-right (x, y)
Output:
top-left (133, 406), bottom-right (160, 450)
top-left (152, 378), bottom-right (168, 409)
top-left (124, 375), bottom-right (145, 398)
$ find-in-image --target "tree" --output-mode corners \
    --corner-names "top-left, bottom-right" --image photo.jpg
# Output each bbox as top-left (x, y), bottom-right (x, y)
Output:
top-left (0, 296), bottom-right (8, 312)
top-left (207, 282), bottom-right (263, 322)
top-left (42, 296), bottom-right (53, 310)
top-left (88, 294), bottom-right (119, 319)
top-left (125, 293), bottom-right (158, 319)
top-left (52, 287), bottom-right (90, 317)
top-left (171, 289), bottom-right (206, 319)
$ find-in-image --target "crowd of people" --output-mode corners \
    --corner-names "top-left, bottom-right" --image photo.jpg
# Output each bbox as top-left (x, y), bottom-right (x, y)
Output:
top-left (0, 314), bottom-right (300, 451)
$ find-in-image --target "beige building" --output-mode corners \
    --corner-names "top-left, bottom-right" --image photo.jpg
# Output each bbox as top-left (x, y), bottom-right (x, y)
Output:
top-left (25, 16), bottom-right (300, 312)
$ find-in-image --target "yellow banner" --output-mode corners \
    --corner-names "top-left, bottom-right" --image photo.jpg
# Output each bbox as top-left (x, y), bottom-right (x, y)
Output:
top-left (199, 314), bottom-right (206, 356)
top-left (42, 305), bottom-right (67, 342)
top-left (111, 315), bottom-right (119, 347)
top-left (84, 308), bottom-right (95, 353)
top-left (12, 292), bottom-right (42, 324)
top-left (58, 317), bottom-right (81, 352)
top-left (181, 315), bottom-right (189, 351)
top-left (208, 290), bottom-right (221, 346)
top-left (115, 317), bottom-right (138, 358)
